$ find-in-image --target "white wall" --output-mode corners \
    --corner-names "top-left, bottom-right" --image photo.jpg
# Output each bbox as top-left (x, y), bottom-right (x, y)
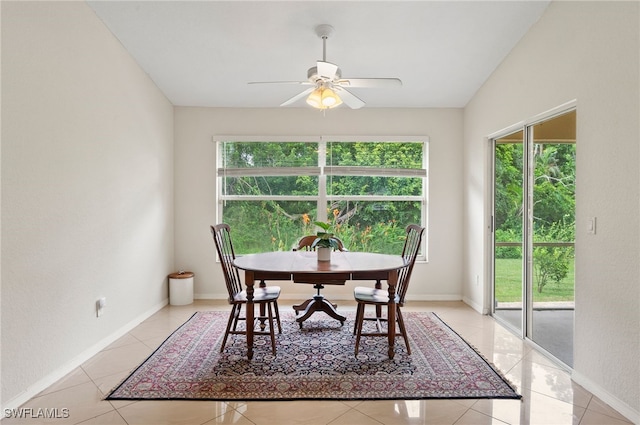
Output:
top-left (1, 2), bottom-right (174, 407)
top-left (463, 1), bottom-right (639, 420)
top-left (173, 107), bottom-right (464, 302)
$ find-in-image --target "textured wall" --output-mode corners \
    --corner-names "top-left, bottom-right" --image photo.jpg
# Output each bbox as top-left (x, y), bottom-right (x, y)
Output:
top-left (463, 1), bottom-right (639, 419)
top-left (1, 1), bottom-right (174, 407)
top-left (173, 107), bottom-right (464, 302)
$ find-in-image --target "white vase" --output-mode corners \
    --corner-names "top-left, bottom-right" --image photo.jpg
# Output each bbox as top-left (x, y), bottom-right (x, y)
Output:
top-left (317, 247), bottom-right (331, 262)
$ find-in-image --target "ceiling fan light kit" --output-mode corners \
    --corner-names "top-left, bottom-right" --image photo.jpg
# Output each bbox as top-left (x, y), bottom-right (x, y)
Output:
top-left (249, 24), bottom-right (401, 111)
top-left (306, 85), bottom-right (342, 109)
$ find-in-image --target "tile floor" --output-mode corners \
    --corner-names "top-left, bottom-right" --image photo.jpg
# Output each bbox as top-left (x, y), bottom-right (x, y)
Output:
top-left (2, 300), bottom-right (633, 425)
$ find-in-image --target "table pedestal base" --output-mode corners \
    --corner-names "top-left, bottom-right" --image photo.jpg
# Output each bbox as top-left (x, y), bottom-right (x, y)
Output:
top-left (293, 295), bottom-right (346, 328)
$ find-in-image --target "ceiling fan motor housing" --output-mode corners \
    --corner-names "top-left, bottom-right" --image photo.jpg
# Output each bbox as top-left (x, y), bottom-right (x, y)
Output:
top-left (307, 66), bottom-right (341, 83)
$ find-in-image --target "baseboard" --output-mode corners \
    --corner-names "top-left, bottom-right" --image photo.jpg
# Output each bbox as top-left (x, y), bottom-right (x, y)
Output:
top-left (194, 292), bottom-right (227, 300)
top-left (462, 295), bottom-right (485, 314)
top-left (1, 298), bottom-right (169, 414)
top-left (572, 370), bottom-right (639, 424)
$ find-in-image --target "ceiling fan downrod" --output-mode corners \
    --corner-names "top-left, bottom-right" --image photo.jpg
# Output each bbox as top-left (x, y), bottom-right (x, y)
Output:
top-left (315, 24), bottom-right (334, 62)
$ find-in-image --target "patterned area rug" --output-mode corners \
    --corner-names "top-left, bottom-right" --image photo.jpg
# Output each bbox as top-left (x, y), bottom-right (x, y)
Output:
top-left (107, 311), bottom-right (520, 401)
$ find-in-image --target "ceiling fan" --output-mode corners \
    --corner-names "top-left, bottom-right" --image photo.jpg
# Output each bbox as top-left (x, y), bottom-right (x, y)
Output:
top-left (249, 24), bottom-right (402, 110)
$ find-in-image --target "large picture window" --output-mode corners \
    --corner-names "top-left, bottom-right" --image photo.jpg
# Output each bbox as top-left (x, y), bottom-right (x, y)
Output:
top-left (216, 137), bottom-right (427, 257)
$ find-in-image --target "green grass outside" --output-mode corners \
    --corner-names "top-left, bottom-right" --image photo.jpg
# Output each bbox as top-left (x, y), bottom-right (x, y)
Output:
top-left (494, 258), bottom-right (575, 303)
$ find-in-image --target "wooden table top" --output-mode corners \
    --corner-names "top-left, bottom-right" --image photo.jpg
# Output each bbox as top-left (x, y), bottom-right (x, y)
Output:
top-left (233, 251), bottom-right (405, 275)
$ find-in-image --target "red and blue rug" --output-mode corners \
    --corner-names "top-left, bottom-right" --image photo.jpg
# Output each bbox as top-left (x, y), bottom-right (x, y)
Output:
top-left (107, 311), bottom-right (520, 401)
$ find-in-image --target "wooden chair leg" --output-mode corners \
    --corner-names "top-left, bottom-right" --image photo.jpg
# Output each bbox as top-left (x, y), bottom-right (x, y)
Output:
top-left (396, 307), bottom-right (411, 355)
top-left (274, 300), bottom-right (282, 334)
top-left (374, 280), bottom-right (383, 319)
top-left (354, 303), bottom-right (365, 356)
top-left (353, 302), bottom-right (361, 335)
top-left (267, 302), bottom-right (276, 355)
top-left (221, 304), bottom-right (239, 352)
top-left (231, 303), bottom-right (242, 332)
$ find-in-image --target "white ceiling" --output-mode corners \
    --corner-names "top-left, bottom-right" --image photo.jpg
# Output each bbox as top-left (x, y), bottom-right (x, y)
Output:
top-left (87, 1), bottom-right (550, 109)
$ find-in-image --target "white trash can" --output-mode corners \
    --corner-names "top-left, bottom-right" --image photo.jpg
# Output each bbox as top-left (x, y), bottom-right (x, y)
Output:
top-left (168, 271), bottom-right (194, 305)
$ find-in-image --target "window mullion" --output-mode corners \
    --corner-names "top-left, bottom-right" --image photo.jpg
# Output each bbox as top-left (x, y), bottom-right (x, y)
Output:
top-left (318, 138), bottom-right (327, 222)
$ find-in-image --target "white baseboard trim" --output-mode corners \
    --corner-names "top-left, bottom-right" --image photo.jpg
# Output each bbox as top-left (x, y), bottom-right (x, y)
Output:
top-left (194, 292), bottom-right (227, 300)
top-left (462, 295), bottom-right (485, 314)
top-left (1, 298), bottom-right (169, 414)
top-left (571, 370), bottom-right (639, 425)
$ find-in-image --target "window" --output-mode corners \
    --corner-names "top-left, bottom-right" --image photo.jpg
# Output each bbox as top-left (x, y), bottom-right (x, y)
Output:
top-left (216, 137), bottom-right (428, 257)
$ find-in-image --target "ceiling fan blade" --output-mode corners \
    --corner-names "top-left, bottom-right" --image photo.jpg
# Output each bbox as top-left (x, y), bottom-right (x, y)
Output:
top-left (280, 87), bottom-right (315, 106)
top-left (248, 81), bottom-right (312, 85)
top-left (335, 87), bottom-right (365, 109)
top-left (317, 61), bottom-right (339, 79)
top-left (337, 78), bottom-right (402, 88)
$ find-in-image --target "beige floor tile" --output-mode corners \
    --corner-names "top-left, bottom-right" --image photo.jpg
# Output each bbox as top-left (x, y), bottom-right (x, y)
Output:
top-left (579, 408), bottom-right (634, 425)
top-left (454, 408), bottom-right (510, 425)
top-left (117, 400), bottom-right (230, 425)
top-left (103, 333), bottom-right (143, 350)
top-left (353, 399), bottom-right (468, 425)
top-left (75, 410), bottom-right (128, 424)
top-left (471, 390), bottom-right (585, 425)
top-left (3, 381), bottom-right (114, 425)
top-left (93, 370), bottom-right (131, 397)
top-left (107, 398), bottom-right (138, 411)
top-left (504, 359), bottom-right (579, 405)
top-left (585, 397), bottom-right (634, 424)
top-left (141, 334), bottom-right (175, 349)
top-left (81, 341), bottom-right (153, 380)
top-left (327, 408), bottom-right (384, 425)
top-left (202, 410), bottom-right (256, 425)
top-left (37, 367), bottom-right (92, 396)
top-left (127, 317), bottom-right (186, 343)
top-left (238, 400), bottom-right (351, 425)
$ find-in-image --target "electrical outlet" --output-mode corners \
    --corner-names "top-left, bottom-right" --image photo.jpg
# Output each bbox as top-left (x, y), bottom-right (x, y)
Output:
top-left (96, 297), bottom-right (106, 317)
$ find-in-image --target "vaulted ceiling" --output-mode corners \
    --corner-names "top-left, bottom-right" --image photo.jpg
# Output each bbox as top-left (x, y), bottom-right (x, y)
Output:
top-left (87, 1), bottom-right (550, 109)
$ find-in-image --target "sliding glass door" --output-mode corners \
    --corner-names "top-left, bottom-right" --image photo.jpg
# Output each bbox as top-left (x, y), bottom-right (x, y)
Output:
top-left (492, 130), bottom-right (525, 335)
top-left (491, 109), bottom-right (576, 367)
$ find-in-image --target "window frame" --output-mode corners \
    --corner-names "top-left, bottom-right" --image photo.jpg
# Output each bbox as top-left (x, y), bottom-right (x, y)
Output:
top-left (215, 136), bottom-right (429, 260)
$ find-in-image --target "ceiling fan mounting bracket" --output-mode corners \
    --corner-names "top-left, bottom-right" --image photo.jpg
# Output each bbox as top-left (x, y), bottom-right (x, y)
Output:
top-left (314, 24), bottom-right (334, 40)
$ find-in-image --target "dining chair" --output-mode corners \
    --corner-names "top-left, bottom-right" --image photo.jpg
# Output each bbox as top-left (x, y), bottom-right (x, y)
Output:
top-left (210, 224), bottom-right (282, 355)
top-left (353, 224), bottom-right (425, 356)
top-left (292, 235), bottom-right (347, 327)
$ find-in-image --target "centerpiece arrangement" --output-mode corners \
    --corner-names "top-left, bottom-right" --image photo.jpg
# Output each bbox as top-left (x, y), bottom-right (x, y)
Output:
top-left (312, 221), bottom-right (340, 261)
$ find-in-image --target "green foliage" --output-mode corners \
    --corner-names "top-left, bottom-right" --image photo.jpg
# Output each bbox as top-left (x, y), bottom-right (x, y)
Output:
top-left (494, 258), bottom-right (574, 302)
top-left (220, 140), bottom-right (423, 255)
top-left (533, 219), bottom-right (574, 293)
top-left (337, 220), bottom-right (407, 254)
top-left (494, 228), bottom-right (522, 259)
top-left (494, 143), bottom-right (524, 232)
top-left (534, 247), bottom-right (570, 293)
top-left (312, 221), bottom-right (340, 249)
top-left (494, 141), bottom-right (575, 294)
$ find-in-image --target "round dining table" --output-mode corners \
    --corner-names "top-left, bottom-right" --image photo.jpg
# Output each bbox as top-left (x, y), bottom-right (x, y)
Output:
top-left (233, 250), bottom-right (406, 360)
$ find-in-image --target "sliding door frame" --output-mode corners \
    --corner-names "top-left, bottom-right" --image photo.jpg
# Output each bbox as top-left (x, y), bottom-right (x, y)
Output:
top-left (488, 100), bottom-right (576, 367)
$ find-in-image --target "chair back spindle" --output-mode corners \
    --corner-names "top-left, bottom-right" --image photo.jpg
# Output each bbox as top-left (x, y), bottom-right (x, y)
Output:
top-left (396, 224), bottom-right (425, 306)
top-left (211, 224), bottom-right (243, 302)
